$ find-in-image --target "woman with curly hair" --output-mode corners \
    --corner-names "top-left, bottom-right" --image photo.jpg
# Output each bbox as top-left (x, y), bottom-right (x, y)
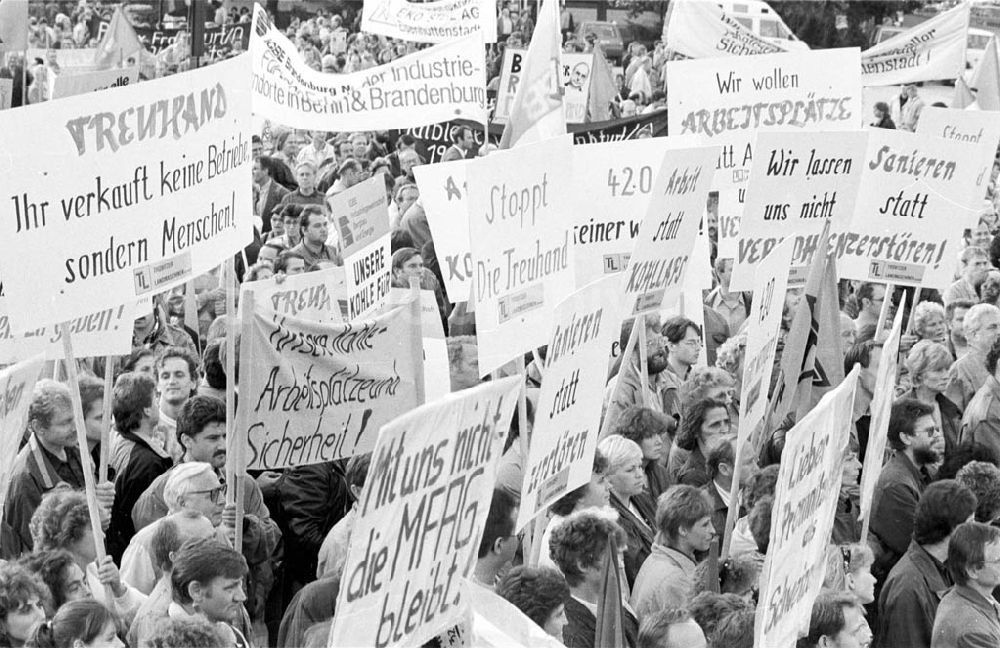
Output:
top-left (496, 566), bottom-right (569, 641)
top-left (26, 598), bottom-right (122, 648)
top-left (667, 397), bottom-right (731, 487)
top-left (905, 340), bottom-right (962, 456)
top-left (0, 563), bottom-right (48, 647)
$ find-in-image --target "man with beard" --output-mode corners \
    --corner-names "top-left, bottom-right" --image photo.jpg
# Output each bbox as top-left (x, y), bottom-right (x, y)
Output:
top-left (154, 346), bottom-right (200, 463)
top-left (870, 399), bottom-right (945, 581)
top-left (960, 338), bottom-right (1000, 459)
top-left (947, 299), bottom-right (975, 359)
top-left (605, 316), bottom-right (669, 428)
top-left (946, 304), bottom-right (1000, 411)
top-left (944, 247), bottom-right (990, 307)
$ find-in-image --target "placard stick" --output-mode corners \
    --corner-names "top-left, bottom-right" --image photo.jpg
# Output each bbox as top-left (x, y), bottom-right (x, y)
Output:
top-left (531, 348), bottom-right (545, 380)
top-left (224, 258), bottom-right (237, 509)
top-left (906, 288), bottom-right (923, 334)
top-left (599, 317), bottom-right (642, 439)
top-left (60, 323), bottom-right (115, 606)
top-left (98, 355), bottom-right (114, 483)
top-left (515, 354), bottom-right (534, 559)
top-left (234, 288), bottom-right (258, 557)
top-left (721, 439), bottom-right (745, 560)
top-left (52, 359), bottom-right (60, 380)
top-left (874, 283), bottom-right (894, 338)
top-left (705, 538), bottom-right (721, 593)
top-left (637, 314), bottom-right (650, 408)
top-left (409, 276), bottom-right (426, 406)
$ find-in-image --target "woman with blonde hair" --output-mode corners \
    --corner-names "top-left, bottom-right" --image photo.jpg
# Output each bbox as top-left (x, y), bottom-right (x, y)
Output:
top-left (905, 340), bottom-right (961, 456)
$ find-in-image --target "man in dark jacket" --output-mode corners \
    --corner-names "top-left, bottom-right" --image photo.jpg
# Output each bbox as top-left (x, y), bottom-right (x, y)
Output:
top-left (931, 522), bottom-right (1000, 646)
top-left (876, 479), bottom-right (976, 648)
top-left (107, 372), bottom-right (173, 563)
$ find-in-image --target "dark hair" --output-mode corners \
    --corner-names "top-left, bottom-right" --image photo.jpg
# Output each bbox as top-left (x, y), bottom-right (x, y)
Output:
top-left (151, 518), bottom-right (183, 573)
top-left (612, 407), bottom-right (672, 443)
top-left (338, 158), bottom-right (360, 175)
top-left (202, 342), bottom-right (226, 390)
top-left (749, 495), bottom-right (774, 554)
top-left (636, 608), bottom-right (695, 648)
top-left (274, 250), bottom-right (305, 274)
top-left (987, 337), bottom-right (1000, 374)
top-left (663, 316), bottom-right (700, 344)
top-left (947, 522), bottom-right (1000, 586)
top-left (390, 229), bottom-right (416, 252)
top-left (19, 549), bottom-right (80, 609)
top-left (112, 371), bottom-right (157, 434)
top-left (743, 464), bottom-right (780, 510)
top-left (713, 609), bottom-right (755, 648)
top-left (549, 511), bottom-right (626, 587)
top-left (391, 247), bottom-right (421, 273)
top-left (676, 397), bottom-right (728, 451)
top-left (843, 340), bottom-right (876, 375)
top-left (29, 488), bottom-right (90, 552)
top-left (720, 553), bottom-right (761, 596)
top-left (143, 617), bottom-right (225, 647)
top-left (856, 282), bottom-right (877, 304)
top-left (946, 298), bottom-right (976, 320)
top-left (450, 125), bottom-right (472, 144)
top-left (957, 462), bottom-right (1000, 523)
top-left (551, 451), bottom-right (608, 517)
top-left (0, 563), bottom-right (48, 646)
top-left (298, 204), bottom-right (325, 235)
top-left (914, 479), bottom-right (978, 545)
top-left (887, 398), bottom-right (935, 451)
top-left (156, 346), bottom-right (199, 384)
top-left (122, 346), bottom-right (156, 373)
top-left (346, 453), bottom-right (371, 492)
top-left (279, 203), bottom-right (304, 222)
top-left (176, 395), bottom-right (226, 451)
top-left (256, 155), bottom-right (279, 179)
top-left (396, 134), bottom-right (417, 150)
top-left (938, 441), bottom-right (1000, 479)
top-left (496, 566), bottom-right (568, 627)
top-left (657, 485), bottom-right (712, 543)
top-left (28, 599), bottom-right (117, 648)
top-left (796, 590), bottom-right (858, 648)
top-left (478, 489), bottom-right (517, 559)
top-left (688, 591), bottom-right (751, 640)
top-left (706, 438), bottom-right (735, 481)
top-left (77, 375), bottom-right (104, 419)
top-left (171, 537), bottom-right (248, 606)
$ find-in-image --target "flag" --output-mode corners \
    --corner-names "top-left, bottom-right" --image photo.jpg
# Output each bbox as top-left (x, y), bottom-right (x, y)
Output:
top-left (861, 3), bottom-right (969, 86)
top-left (970, 35), bottom-right (1000, 111)
top-left (663, 0), bottom-right (787, 59)
top-left (94, 6), bottom-right (145, 68)
top-left (595, 536), bottom-right (626, 648)
top-left (0, 0), bottom-right (28, 50)
top-left (499, 0), bottom-right (565, 149)
top-left (587, 44), bottom-right (616, 122)
top-left (954, 75), bottom-right (977, 109)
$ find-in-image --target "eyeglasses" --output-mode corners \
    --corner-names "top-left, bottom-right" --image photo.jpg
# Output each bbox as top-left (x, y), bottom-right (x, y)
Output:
top-left (190, 484), bottom-right (227, 504)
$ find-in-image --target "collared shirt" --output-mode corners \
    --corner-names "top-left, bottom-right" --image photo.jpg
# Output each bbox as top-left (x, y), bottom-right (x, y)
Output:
top-left (291, 240), bottom-right (343, 272)
top-left (255, 178), bottom-right (272, 217)
top-left (705, 286), bottom-right (747, 334)
top-left (943, 278), bottom-right (979, 307)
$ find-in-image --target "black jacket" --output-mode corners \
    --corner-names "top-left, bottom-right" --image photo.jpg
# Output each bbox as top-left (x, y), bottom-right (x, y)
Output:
top-left (107, 431), bottom-right (172, 562)
top-left (563, 595), bottom-right (638, 648)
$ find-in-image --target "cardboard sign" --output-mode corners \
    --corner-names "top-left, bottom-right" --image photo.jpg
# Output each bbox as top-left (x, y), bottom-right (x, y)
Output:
top-left (236, 298), bottom-right (418, 470)
top-left (730, 130), bottom-right (867, 291)
top-left (466, 136), bottom-right (576, 375)
top-left (492, 48), bottom-right (523, 124)
top-left (665, 0), bottom-right (788, 59)
top-left (562, 52), bottom-right (593, 124)
top-left (0, 54), bottom-right (253, 331)
top-left (330, 177), bottom-right (392, 320)
top-left (666, 48), bottom-right (862, 258)
top-left (386, 288), bottom-right (450, 403)
top-left (755, 366), bottom-right (859, 648)
top-left (250, 5), bottom-right (487, 130)
top-left (861, 3), bottom-right (969, 86)
top-left (51, 66), bottom-right (139, 99)
top-left (238, 265), bottom-right (347, 324)
top-left (415, 159), bottom-right (473, 301)
top-left (621, 146), bottom-right (718, 316)
top-left (0, 356), bottom-right (45, 515)
top-left (837, 129), bottom-right (994, 289)
top-left (329, 376), bottom-right (521, 648)
top-left (362, 0), bottom-right (497, 44)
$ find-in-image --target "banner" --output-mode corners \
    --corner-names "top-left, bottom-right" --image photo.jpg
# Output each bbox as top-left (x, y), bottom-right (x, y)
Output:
top-left (467, 136), bottom-right (576, 375)
top-left (517, 275), bottom-right (621, 530)
top-left (730, 130), bottom-right (868, 291)
top-left (664, 0), bottom-right (788, 59)
top-left (0, 296), bottom-right (134, 364)
top-left (250, 5), bottom-right (487, 131)
top-left (858, 298), bottom-right (905, 526)
top-left (837, 129), bottom-right (993, 289)
top-left (621, 146), bottom-right (718, 316)
top-left (362, 0), bottom-right (497, 44)
top-left (238, 265), bottom-right (347, 324)
top-left (329, 376), bottom-right (521, 648)
top-left (0, 355), bottom-right (44, 515)
top-left (755, 365), bottom-right (859, 648)
top-left (562, 52), bottom-right (594, 124)
top-left (330, 176), bottom-right (392, 320)
top-left (95, 20), bottom-right (251, 60)
top-left (385, 288), bottom-right (450, 402)
top-left (860, 3), bottom-right (969, 86)
top-left (236, 299), bottom-right (419, 470)
top-left (493, 49), bottom-right (524, 124)
top-left (52, 66), bottom-right (139, 99)
top-left (666, 48), bottom-right (862, 258)
top-left (415, 159), bottom-right (473, 301)
top-left (0, 54), bottom-right (253, 331)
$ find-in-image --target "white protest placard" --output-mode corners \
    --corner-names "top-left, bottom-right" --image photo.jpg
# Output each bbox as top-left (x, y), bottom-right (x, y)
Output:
top-left (0, 78), bottom-right (12, 110)
top-left (0, 355), bottom-right (45, 515)
top-left (415, 159), bottom-right (472, 301)
top-left (329, 176), bottom-right (392, 320)
top-left (329, 376), bottom-right (521, 648)
top-left (386, 287), bottom-right (450, 402)
top-left (493, 49), bottom-right (524, 124)
top-left (0, 54), bottom-right (253, 331)
top-left (0, 296), bottom-right (134, 364)
top-left (362, 0), bottom-right (497, 44)
top-left (517, 275), bottom-right (621, 530)
top-left (861, 3), bottom-right (969, 86)
top-left (737, 238), bottom-right (794, 446)
top-left (51, 66), bottom-right (139, 99)
top-left (236, 298), bottom-right (418, 470)
top-left (730, 130), bottom-right (868, 291)
top-left (665, 0), bottom-right (788, 59)
top-left (622, 146), bottom-right (717, 316)
top-left (251, 5), bottom-right (487, 131)
top-left (858, 299), bottom-right (905, 526)
top-left (837, 129), bottom-right (993, 289)
top-left (562, 52), bottom-right (593, 124)
top-left (467, 136), bottom-right (576, 375)
top-left (755, 365), bottom-right (859, 648)
top-left (238, 265), bottom-right (346, 324)
top-left (917, 106), bottom-right (1000, 223)
top-left (667, 48), bottom-right (862, 258)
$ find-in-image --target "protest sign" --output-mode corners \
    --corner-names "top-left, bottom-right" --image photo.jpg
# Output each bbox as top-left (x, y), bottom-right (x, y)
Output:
top-left (622, 146), bottom-right (718, 316)
top-left (238, 265), bottom-right (347, 324)
top-left (730, 130), bottom-right (867, 291)
top-left (387, 288), bottom-right (450, 402)
top-left (517, 275), bottom-right (621, 530)
top-left (236, 297), bottom-right (419, 470)
top-left (0, 78), bottom-right (11, 110)
top-left (861, 3), bottom-right (969, 86)
top-left (562, 53), bottom-right (593, 124)
top-left (329, 176), bottom-right (392, 320)
top-left (94, 20), bottom-right (251, 60)
top-left (837, 129), bottom-right (992, 289)
top-left (466, 136), bottom-right (576, 375)
top-left (755, 365), bottom-right (859, 648)
top-left (329, 376), bottom-right (521, 648)
top-left (917, 106), bottom-right (1000, 222)
top-left (362, 0), bottom-right (497, 44)
top-left (0, 54), bottom-right (252, 331)
top-left (664, 0), bottom-right (787, 59)
top-left (492, 49), bottom-right (524, 124)
top-left (859, 298), bottom-right (905, 530)
top-left (0, 355), bottom-right (45, 515)
top-left (667, 48), bottom-right (862, 258)
top-left (415, 159), bottom-right (473, 301)
top-left (52, 66), bottom-right (139, 99)
top-left (250, 5), bottom-right (486, 131)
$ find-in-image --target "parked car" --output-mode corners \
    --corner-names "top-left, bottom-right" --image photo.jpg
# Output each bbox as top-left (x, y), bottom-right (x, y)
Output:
top-left (576, 20), bottom-right (624, 63)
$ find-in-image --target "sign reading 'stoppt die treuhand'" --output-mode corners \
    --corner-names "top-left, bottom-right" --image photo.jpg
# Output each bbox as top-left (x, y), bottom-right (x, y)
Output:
top-left (0, 54), bottom-right (253, 331)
